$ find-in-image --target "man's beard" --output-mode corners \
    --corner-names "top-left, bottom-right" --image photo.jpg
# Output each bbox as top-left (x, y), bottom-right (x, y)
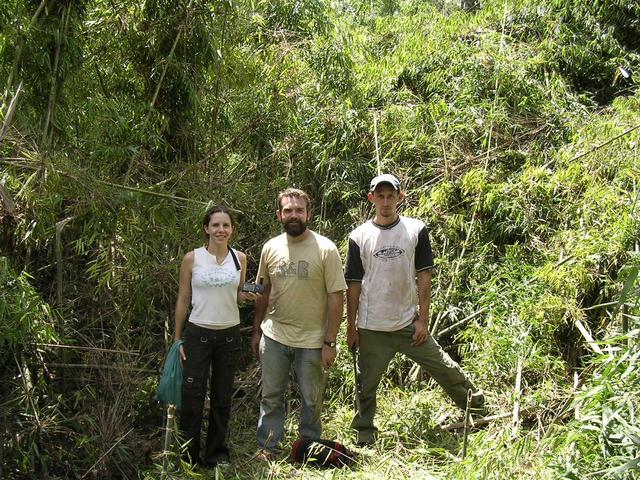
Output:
top-left (283, 219), bottom-right (307, 237)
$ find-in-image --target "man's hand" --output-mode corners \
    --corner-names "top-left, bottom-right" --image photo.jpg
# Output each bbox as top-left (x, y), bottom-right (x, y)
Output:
top-left (411, 320), bottom-right (430, 347)
top-left (322, 344), bottom-right (337, 369)
top-left (346, 324), bottom-right (359, 349)
top-left (251, 329), bottom-right (262, 359)
top-left (238, 291), bottom-right (260, 303)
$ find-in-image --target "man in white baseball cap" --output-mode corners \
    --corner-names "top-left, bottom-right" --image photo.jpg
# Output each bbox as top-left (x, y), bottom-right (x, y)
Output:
top-left (344, 173), bottom-right (485, 446)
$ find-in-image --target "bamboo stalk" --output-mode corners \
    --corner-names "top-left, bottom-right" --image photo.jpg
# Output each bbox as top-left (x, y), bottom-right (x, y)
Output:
top-left (574, 319), bottom-right (603, 355)
top-left (512, 357), bottom-right (523, 437)
top-left (125, 0), bottom-right (194, 184)
top-left (55, 216), bottom-right (73, 306)
top-left (42, 4), bottom-right (70, 147)
top-left (431, 207), bottom-right (476, 335)
top-left (5, 1), bottom-right (51, 92)
top-left (582, 300), bottom-right (618, 311)
top-left (573, 371), bottom-right (580, 420)
top-left (435, 307), bottom-right (487, 339)
top-left (147, 0), bottom-right (195, 110)
top-left (200, 119), bottom-right (258, 165)
top-left (429, 109), bottom-right (449, 179)
top-left (34, 343), bottom-right (140, 355)
top-left (98, 179), bottom-right (212, 206)
top-left (373, 111), bottom-right (381, 175)
top-left (1, 159), bottom-right (210, 206)
top-left (161, 405), bottom-right (176, 480)
top-left (0, 404), bottom-right (4, 479)
top-left (209, 0), bottom-right (229, 143)
top-left (18, 352), bottom-right (47, 476)
top-left (47, 363), bottom-right (157, 373)
top-left (554, 255), bottom-right (575, 268)
top-left (0, 183), bottom-right (16, 216)
top-left (0, 81), bottom-right (23, 142)
top-left (17, 354), bottom-right (36, 412)
top-left (461, 389), bottom-right (472, 459)
top-left (80, 428), bottom-right (134, 480)
top-left (570, 124), bottom-right (640, 163)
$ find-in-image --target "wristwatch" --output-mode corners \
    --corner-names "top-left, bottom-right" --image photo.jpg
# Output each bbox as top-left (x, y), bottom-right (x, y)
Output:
top-left (323, 340), bottom-right (337, 348)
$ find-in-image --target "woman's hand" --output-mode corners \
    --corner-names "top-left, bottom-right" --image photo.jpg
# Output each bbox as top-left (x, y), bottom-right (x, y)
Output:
top-left (178, 343), bottom-right (186, 366)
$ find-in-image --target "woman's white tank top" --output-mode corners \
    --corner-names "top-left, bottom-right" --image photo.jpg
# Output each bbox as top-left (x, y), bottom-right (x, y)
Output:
top-left (188, 246), bottom-right (240, 329)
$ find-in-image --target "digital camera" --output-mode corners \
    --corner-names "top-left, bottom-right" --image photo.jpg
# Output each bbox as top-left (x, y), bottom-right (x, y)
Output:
top-left (241, 282), bottom-right (265, 294)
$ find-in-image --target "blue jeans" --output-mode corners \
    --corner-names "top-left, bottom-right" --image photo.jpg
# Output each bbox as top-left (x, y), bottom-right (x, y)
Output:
top-left (257, 335), bottom-right (324, 451)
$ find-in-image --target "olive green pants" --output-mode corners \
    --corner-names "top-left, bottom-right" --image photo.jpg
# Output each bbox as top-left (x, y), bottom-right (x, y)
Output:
top-left (351, 325), bottom-right (482, 444)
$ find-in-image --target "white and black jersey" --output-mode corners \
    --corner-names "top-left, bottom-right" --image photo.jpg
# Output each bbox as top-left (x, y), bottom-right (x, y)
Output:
top-left (345, 216), bottom-right (435, 331)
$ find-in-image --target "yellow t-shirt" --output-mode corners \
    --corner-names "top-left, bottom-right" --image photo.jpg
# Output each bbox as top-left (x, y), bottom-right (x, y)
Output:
top-left (257, 231), bottom-right (347, 348)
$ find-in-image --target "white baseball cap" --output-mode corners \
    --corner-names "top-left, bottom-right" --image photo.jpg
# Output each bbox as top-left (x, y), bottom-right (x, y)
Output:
top-left (370, 174), bottom-right (401, 191)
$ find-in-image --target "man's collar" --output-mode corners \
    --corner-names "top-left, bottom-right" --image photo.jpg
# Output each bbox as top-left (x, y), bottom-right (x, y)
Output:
top-left (371, 216), bottom-right (400, 230)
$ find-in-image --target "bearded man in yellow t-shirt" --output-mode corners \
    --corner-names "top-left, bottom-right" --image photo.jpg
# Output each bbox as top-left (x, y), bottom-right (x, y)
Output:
top-left (251, 188), bottom-right (347, 458)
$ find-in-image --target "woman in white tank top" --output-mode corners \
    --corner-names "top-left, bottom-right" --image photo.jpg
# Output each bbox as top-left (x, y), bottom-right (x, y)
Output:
top-left (173, 205), bottom-right (258, 467)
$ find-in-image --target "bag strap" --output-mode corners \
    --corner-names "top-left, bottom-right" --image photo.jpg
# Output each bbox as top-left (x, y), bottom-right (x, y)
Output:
top-left (228, 246), bottom-right (241, 271)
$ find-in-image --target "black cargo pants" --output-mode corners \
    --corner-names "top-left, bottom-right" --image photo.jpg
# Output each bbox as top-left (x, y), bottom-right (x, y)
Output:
top-left (180, 322), bottom-right (240, 464)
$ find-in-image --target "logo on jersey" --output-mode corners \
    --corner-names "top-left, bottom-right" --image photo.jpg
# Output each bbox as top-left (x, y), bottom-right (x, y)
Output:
top-left (274, 260), bottom-right (309, 279)
top-left (374, 246), bottom-right (405, 259)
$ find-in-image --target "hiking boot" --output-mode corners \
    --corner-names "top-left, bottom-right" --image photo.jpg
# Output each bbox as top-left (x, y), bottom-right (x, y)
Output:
top-left (469, 389), bottom-right (488, 417)
top-left (254, 449), bottom-right (275, 462)
top-left (355, 431), bottom-right (377, 447)
top-left (209, 448), bottom-right (231, 467)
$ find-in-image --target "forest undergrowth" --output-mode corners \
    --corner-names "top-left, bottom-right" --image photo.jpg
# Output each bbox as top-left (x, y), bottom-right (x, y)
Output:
top-left (1, 0), bottom-right (639, 478)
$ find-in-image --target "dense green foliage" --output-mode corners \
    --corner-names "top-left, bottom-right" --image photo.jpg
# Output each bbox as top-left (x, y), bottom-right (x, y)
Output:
top-left (1, 0), bottom-right (639, 478)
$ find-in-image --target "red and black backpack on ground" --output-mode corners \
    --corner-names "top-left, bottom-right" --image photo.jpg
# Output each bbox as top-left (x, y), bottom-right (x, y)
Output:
top-left (291, 438), bottom-right (357, 468)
